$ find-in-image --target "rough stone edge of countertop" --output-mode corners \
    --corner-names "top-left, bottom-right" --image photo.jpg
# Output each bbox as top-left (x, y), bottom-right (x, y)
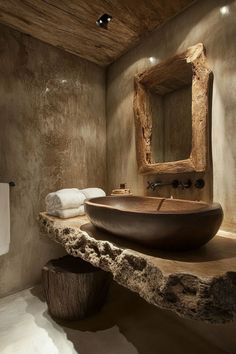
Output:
top-left (38, 213), bottom-right (236, 324)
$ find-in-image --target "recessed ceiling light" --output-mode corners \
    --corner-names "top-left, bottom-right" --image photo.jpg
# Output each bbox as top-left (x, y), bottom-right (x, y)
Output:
top-left (96, 14), bottom-right (112, 29)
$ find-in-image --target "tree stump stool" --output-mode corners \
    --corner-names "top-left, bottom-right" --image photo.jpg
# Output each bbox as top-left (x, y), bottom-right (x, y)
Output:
top-left (42, 255), bottom-right (112, 320)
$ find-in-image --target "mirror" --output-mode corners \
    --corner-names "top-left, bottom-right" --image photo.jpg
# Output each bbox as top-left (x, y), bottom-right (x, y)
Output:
top-left (133, 43), bottom-right (212, 174)
top-left (150, 84), bottom-right (192, 163)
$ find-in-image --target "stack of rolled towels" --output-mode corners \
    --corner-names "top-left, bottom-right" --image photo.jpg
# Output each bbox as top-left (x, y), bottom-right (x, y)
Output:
top-left (45, 187), bottom-right (105, 219)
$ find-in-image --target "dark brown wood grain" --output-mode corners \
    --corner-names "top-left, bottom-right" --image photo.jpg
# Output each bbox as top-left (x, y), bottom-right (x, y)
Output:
top-left (42, 255), bottom-right (111, 320)
top-left (0, 0), bottom-right (196, 65)
top-left (133, 43), bottom-right (212, 174)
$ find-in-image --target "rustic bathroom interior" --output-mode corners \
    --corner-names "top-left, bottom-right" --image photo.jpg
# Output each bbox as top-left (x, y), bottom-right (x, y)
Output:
top-left (0, 0), bottom-right (236, 353)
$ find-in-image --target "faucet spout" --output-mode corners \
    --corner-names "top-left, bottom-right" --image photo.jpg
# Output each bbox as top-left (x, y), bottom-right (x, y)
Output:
top-left (147, 180), bottom-right (179, 191)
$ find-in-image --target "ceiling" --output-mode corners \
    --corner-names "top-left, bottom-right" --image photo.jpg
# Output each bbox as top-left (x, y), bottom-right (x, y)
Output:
top-left (0, 0), bottom-right (196, 66)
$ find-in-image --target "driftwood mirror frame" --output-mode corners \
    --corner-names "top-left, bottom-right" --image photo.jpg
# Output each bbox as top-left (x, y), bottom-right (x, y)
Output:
top-left (133, 43), bottom-right (212, 175)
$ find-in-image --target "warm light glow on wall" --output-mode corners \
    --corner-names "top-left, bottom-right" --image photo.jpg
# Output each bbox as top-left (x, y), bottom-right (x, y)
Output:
top-left (220, 5), bottom-right (230, 16)
top-left (148, 56), bottom-right (157, 64)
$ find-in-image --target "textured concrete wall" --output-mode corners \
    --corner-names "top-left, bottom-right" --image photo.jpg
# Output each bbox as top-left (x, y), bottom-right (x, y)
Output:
top-left (107, 0), bottom-right (236, 231)
top-left (0, 24), bottom-right (106, 297)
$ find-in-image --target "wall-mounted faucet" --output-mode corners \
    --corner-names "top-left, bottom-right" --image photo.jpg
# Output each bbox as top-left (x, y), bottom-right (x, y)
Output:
top-left (147, 179), bottom-right (205, 191)
top-left (147, 180), bottom-right (179, 191)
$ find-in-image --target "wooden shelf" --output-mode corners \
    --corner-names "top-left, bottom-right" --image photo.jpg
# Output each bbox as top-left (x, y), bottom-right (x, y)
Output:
top-left (39, 212), bottom-right (236, 323)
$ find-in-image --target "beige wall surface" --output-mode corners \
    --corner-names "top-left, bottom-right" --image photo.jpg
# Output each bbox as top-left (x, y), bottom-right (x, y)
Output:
top-left (107, 0), bottom-right (236, 231)
top-left (0, 24), bottom-right (106, 297)
top-left (1, 0), bottom-right (236, 297)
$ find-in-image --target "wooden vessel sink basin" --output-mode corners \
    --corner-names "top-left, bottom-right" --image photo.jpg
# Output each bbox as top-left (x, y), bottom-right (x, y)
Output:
top-left (85, 196), bottom-right (223, 251)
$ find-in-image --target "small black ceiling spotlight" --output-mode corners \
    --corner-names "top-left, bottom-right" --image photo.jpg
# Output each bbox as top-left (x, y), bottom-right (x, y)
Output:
top-left (96, 13), bottom-right (112, 29)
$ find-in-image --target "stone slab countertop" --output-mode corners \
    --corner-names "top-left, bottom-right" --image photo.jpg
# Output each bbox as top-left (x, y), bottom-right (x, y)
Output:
top-left (39, 212), bottom-right (236, 323)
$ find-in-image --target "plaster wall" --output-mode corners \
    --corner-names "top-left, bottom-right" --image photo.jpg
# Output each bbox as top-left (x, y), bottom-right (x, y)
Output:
top-left (1, 0), bottom-right (236, 297)
top-left (107, 0), bottom-right (236, 231)
top-left (0, 24), bottom-right (106, 297)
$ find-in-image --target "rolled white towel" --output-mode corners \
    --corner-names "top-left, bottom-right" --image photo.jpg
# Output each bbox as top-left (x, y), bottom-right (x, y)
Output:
top-left (45, 188), bottom-right (86, 211)
top-left (47, 205), bottom-right (85, 219)
top-left (81, 187), bottom-right (106, 200)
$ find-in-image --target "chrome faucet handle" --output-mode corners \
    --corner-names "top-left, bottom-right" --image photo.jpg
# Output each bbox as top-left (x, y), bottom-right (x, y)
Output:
top-left (179, 179), bottom-right (192, 189)
top-left (172, 180), bottom-right (179, 188)
top-left (147, 181), bottom-right (152, 189)
top-left (194, 179), bottom-right (205, 189)
top-left (147, 181), bottom-right (155, 191)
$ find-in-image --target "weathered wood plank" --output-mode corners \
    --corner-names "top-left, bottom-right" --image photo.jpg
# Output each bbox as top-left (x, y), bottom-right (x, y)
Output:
top-left (133, 43), bottom-right (212, 174)
top-left (0, 0), bottom-right (196, 65)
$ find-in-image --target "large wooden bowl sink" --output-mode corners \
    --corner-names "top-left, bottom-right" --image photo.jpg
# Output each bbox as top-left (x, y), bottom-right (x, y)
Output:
top-left (85, 196), bottom-right (223, 251)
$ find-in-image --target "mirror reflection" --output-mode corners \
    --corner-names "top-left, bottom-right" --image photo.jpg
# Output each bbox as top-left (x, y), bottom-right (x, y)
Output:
top-left (150, 84), bottom-right (192, 163)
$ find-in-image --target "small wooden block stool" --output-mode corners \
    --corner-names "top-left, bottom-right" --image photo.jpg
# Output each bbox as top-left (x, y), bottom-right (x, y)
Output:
top-left (42, 255), bottom-right (111, 320)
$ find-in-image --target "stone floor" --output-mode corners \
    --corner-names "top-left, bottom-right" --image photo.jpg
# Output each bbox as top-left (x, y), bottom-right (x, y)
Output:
top-left (0, 282), bottom-right (235, 354)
